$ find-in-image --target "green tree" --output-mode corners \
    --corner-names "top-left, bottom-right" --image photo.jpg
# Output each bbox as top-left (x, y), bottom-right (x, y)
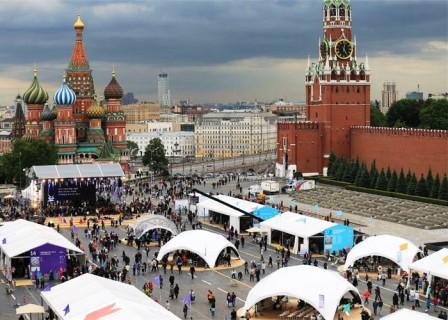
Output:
top-left (354, 163), bottom-right (364, 186)
top-left (386, 167), bottom-right (392, 181)
top-left (370, 100), bottom-right (386, 127)
top-left (419, 99), bottom-right (448, 130)
top-left (327, 153), bottom-right (337, 176)
top-left (369, 160), bottom-right (378, 188)
top-left (415, 174), bottom-right (429, 197)
top-left (375, 169), bottom-right (388, 190)
top-left (142, 138), bottom-right (169, 176)
top-left (387, 170), bottom-right (398, 192)
top-left (127, 140), bottom-right (139, 157)
top-left (359, 166), bottom-right (371, 188)
top-left (426, 169), bottom-right (434, 196)
top-left (439, 175), bottom-right (448, 201)
top-left (335, 159), bottom-right (346, 181)
top-left (406, 169), bottom-right (413, 185)
top-left (407, 174), bottom-right (417, 195)
top-left (342, 160), bottom-right (355, 183)
top-left (0, 139), bottom-right (58, 186)
top-left (431, 174), bottom-right (441, 199)
top-left (396, 169), bottom-right (407, 194)
top-left (386, 99), bottom-right (421, 127)
top-left (350, 159), bottom-right (360, 182)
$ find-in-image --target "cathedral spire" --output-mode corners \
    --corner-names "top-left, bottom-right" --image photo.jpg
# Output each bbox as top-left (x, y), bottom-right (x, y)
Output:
top-left (69, 15), bottom-right (89, 71)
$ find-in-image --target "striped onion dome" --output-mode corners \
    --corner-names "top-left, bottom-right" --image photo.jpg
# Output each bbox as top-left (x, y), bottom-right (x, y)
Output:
top-left (40, 104), bottom-right (57, 121)
top-left (86, 100), bottom-right (105, 118)
top-left (23, 68), bottom-right (49, 105)
top-left (54, 80), bottom-right (76, 106)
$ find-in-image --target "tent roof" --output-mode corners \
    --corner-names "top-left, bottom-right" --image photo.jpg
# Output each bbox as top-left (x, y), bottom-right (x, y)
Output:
top-left (410, 248), bottom-right (448, 280)
top-left (243, 265), bottom-right (361, 320)
top-left (253, 205), bottom-right (280, 221)
top-left (16, 304), bottom-right (45, 315)
top-left (344, 235), bottom-right (420, 273)
top-left (0, 219), bottom-right (83, 258)
top-left (30, 163), bottom-right (124, 179)
top-left (260, 211), bottom-right (336, 238)
top-left (380, 309), bottom-right (438, 319)
top-left (196, 194), bottom-right (263, 218)
top-left (41, 273), bottom-right (181, 320)
top-left (131, 214), bottom-right (178, 239)
top-left (156, 230), bottom-right (239, 268)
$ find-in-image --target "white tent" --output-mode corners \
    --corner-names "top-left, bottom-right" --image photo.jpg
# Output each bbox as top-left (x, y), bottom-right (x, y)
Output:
top-left (344, 235), bottom-right (420, 273)
top-left (410, 248), bottom-right (448, 281)
top-left (260, 211), bottom-right (336, 254)
top-left (243, 265), bottom-right (361, 320)
top-left (0, 219), bottom-right (82, 259)
top-left (380, 309), bottom-right (438, 319)
top-left (41, 273), bottom-right (181, 320)
top-left (156, 230), bottom-right (240, 268)
top-left (196, 194), bottom-right (263, 232)
top-left (131, 214), bottom-right (178, 239)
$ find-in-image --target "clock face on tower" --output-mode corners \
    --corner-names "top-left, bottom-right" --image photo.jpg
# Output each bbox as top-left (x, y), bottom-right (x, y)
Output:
top-left (335, 39), bottom-right (353, 60)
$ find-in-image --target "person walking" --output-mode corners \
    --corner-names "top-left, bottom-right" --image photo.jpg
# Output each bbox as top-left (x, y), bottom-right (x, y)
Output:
top-left (393, 293), bottom-right (399, 310)
top-left (189, 265), bottom-right (195, 280)
top-left (174, 283), bottom-right (180, 299)
top-left (183, 304), bottom-right (188, 319)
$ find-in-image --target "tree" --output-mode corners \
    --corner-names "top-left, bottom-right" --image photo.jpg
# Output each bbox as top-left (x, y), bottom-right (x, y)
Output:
top-left (386, 99), bottom-right (421, 127)
top-left (406, 169), bottom-right (413, 185)
top-left (387, 170), bottom-right (398, 192)
top-left (415, 174), bottom-right (429, 197)
top-left (335, 159), bottom-right (346, 181)
top-left (431, 174), bottom-right (441, 199)
top-left (419, 99), bottom-right (448, 130)
top-left (350, 159), bottom-right (360, 182)
top-left (407, 174), bottom-right (417, 195)
top-left (142, 138), bottom-right (168, 176)
top-left (370, 100), bottom-right (386, 127)
top-left (0, 139), bottom-right (58, 186)
top-left (439, 175), bottom-right (448, 201)
top-left (369, 160), bottom-right (378, 188)
top-left (127, 140), bottom-right (139, 157)
top-left (359, 166), bottom-right (370, 188)
top-left (396, 169), bottom-right (407, 194)
top-left (375, 169), bottom-right (388, 190)
top-left (426, 169), bottom-right (434, 196)
top-left (386, 167), bottom-right (392, 181)
top-left (342, 160), bottom-right (355, 183)
top-left (327, 153), bottom-right (337, 176)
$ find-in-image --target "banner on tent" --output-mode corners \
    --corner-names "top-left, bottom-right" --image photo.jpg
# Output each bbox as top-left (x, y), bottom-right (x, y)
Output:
top-left (323, 225), bottom-right (354, 253)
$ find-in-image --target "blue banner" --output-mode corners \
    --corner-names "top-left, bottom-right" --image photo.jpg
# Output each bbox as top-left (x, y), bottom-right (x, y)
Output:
top-left (323, 224), bottom-right (354, 254)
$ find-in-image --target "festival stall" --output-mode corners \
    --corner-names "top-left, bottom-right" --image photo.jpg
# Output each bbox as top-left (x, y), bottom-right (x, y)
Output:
top-left (260, 212), bottom-right (353, 255)
top-left (380, 308), bottom-right (438, 319)
top-left (344, 235), bottom-right (420, 274)
top-left (0, 219), bottom-right (84, 281)
top-left (157, 230), bottom-right (240, 268)
top-left (41, 273), bottom-right (181, 320)
top-left (242, 265), bottom-right (363, 320)
top-left (131, 214), bottom-right (178, 241)
top-left (196, 194), bottom-right (263, 233)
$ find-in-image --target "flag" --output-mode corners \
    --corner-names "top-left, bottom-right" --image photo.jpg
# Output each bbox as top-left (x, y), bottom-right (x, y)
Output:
top-left (2, 238), bottom-right (6, 245)
top-left (396, 251), bottom-right (402, 263)
top-left (400, 243), bottom-right (408, 251)
top-left (154, 275), bottom-right (160, 286)
top-left (63, 304), bottom-right (70, 316)
top-left (318, 294), bottom-right (325, 308)
top-left (43, 283), bottom-right (51, 292)
top-left (183, 293), bottom-right (192, 305)
top-left (335, 210), bottom-right (343, 217)
top-left (343, 303), bottom-right (351, 315)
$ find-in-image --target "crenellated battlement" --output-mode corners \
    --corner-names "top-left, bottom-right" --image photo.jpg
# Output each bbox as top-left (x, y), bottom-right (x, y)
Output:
top-left (278, 121), bottom-right (320, 130)
top-left (351, 126), bottom-right (448, 138)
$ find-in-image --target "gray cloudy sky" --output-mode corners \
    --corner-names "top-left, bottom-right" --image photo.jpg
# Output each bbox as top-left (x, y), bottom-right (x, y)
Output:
top-left (0, 0), bottom-right (447, 104)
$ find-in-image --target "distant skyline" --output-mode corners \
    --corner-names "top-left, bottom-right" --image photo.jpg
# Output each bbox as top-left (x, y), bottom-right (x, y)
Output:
top-left (0, 0), bottom-right (447, 105)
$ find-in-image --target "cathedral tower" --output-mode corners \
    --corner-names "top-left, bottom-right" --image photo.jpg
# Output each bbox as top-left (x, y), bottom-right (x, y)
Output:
top-left (22, 68), bottom-right (48, 139)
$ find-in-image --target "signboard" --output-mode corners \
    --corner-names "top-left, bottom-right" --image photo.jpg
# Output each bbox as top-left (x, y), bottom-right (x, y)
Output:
top-left (45, 180), bottom-right (96, 205)
top-left (30, 243), bottom-right (67, 276)
top-left (324, 225), bottom-right (354, 254)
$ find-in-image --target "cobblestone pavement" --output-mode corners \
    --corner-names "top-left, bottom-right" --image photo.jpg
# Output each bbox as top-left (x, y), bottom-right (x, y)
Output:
top-left (291, 183), bottom-right (448, 230)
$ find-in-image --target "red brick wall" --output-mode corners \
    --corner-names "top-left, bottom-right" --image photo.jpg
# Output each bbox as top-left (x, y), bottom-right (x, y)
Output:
top-left (350, 127), bottom-right (448, 177)
top-left (277, 122), bottom-right (322, 174)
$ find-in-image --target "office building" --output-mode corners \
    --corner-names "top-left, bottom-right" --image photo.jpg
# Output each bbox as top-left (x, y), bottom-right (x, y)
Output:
top-left (381, 82), bottom-right (397, 113)
top-left (127, 131), bottom-right (195, 158)
top-left (158, 73), bottom-right (172, 112)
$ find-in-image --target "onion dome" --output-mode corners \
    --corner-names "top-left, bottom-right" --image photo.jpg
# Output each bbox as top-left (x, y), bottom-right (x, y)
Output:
top-left (23, 68), bottom-right (49, 105)
top-left (74, 15), bottom-right (85, 29)
top-left (104, 66), bottom-right (123, 100)
top-left (40, 104), bottom-right (57, 121)
top-left (86, 100), bottom-right (105, 118)
top-left (54, 79), bottom-right (76, 105)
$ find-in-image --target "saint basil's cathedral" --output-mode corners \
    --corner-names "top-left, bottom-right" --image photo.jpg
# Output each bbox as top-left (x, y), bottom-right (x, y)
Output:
top-left (18, 16), bottom-right (129, 171)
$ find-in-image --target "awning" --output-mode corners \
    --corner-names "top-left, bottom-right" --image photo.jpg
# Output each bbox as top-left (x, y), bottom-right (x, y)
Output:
top-left (30, 163), bottom-right (124, 179)
top-left (253, 205), bottom-right (280, 221)
top-left (16, 304), bottom-right (45, 315)
top-left (410, 248), bottom-right (448, 280)
top-left (380, 309), bottom-right (438, 319)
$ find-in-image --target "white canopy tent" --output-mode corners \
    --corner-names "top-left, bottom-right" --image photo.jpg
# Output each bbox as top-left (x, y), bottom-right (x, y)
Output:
top-left (410, 248), bottom-right (448, 281)
top-left (196, 194), bottom-right (263, 232)
top-left (0, 219), bottom-right (83, 281)
top-left (243, 265), bottom-right (361, 320)
top-left (30, 163), bottom-right (124, 180)
top-left (157, 230), bottom-right (240, 268)
top-left (41, 273), bottom-right (181, 320)
top-left (380, 308), bottom-right (438, 319)
top-left (260, 211), bottom-right (336, 254)
top-left (131, 214), bottom-right (178, 239)
top-left (344, 235), bottom-right (420, 273)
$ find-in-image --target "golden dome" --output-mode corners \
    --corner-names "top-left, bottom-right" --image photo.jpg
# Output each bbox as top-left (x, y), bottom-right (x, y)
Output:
top-left (74, 15), bottom-right (85, 29)
top-left (86, 100), bottom-right (105, 119)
